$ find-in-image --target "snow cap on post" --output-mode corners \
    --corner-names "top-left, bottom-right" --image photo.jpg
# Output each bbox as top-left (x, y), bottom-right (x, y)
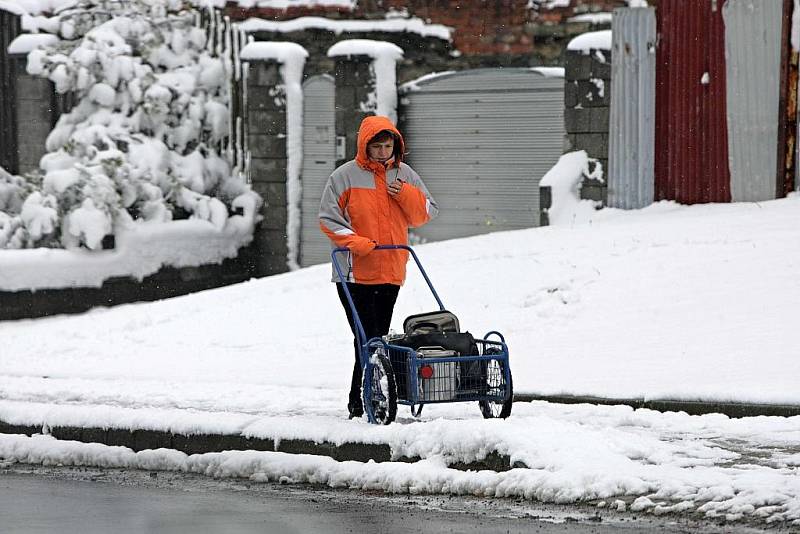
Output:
top-left (6, 33), bottom-right (59, 55)
top-left (328, 39), bottom-right (403, 124)
top-left (567, 30), bottom-right (613, 55)
top-left (239, 41), bottom-right (308, 63)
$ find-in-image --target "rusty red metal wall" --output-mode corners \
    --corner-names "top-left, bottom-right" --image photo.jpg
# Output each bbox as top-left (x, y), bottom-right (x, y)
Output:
top-left (655, 0), bottom-right (731, 204)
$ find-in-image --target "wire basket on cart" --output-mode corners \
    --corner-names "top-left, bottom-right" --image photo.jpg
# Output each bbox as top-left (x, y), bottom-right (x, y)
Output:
top-left (333, 245), bottom-right (513, 425)
top-left (386, 334), bottom-right (511, 405)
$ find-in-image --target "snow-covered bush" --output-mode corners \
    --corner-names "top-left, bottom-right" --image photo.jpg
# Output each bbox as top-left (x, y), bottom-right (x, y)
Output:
top-left (3, 0), bottom-right (261, 250)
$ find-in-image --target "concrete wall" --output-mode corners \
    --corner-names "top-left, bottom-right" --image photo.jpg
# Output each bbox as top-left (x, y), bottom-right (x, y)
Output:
top-left (0, 248), bottom-right (258, 321)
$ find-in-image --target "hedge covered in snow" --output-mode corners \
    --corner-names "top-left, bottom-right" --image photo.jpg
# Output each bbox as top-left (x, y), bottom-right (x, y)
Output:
top-left (0, 0), bottom-right (261, 251)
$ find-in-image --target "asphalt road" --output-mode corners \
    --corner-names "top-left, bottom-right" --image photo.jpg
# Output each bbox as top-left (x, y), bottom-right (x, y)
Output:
top-left (0, 464), bottom-right (783, 534)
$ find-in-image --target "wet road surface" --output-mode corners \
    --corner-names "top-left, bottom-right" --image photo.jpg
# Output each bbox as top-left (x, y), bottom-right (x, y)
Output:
top-left (0, 464), bottom-right (783, 534)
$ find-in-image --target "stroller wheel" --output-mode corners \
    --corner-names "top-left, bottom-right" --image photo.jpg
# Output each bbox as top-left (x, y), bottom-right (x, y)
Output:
top-left (363, 351), bottom-right (397, 425)
top-left (478, 353), bottom-right (513, 419)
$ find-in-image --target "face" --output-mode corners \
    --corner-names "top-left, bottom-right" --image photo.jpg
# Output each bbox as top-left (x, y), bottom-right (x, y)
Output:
top-left (367, 138), bottom-right (394, 163)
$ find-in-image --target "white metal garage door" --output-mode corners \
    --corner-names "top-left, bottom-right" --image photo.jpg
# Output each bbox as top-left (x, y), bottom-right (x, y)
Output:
top-left (300, 74), bottom-right (336, 267)
top-left (401, 68), bottom-right (564, 242)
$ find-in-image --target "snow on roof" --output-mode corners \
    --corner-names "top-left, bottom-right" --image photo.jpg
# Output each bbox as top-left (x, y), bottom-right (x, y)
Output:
top-left (239, 41), bottom-right (309, 62)
top-left (530, 66), bottom-right (565, 78)
top-left (327, 38), bottom-right (403, 59)
top-left (567, 12), bottom-right (613, 24)
top-left (238, 16), bottom-right (452, 41)
top-left (567, 30), bottom-right (612, 53)
top-left (399, 70), bottom-right (455, 92)
top-left (6, 32), bottom-right (58, 54)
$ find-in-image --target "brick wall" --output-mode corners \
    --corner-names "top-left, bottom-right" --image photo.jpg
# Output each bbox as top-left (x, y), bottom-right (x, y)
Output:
top-left (225, 0), bottom-right (628, 77)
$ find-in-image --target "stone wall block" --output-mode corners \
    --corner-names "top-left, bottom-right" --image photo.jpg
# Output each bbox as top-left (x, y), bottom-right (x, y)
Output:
top-left (259, 206), bottom-right (289, 231)
top-left (249, 61), bottom-right (282, 87)
top-left (589, 107), bottom-right (609, 133)
top-left (247, 87), bottom-right (286, 113)
top-left (591, 53), bottom-right (612, 79)
top-left (336, 85), bottom-right (357, 108)
top-left (564, 134), bottom-right (576, 153)
top-left (564, 80), bottom-right (578, 108)
top-left (248, 134), bottom-right (287, 159)
top-left (251, 227), bottom-right (289, 274)
top-left (574, 133), bottom-right (608, 160)
top-left (252, 181), bottom-right (287, 208)
top-left (247, 110), bottom-right (286, 136)
top-left (565, 52), bottom-right (592, 81)
top-left (14, 74), bottom-right (50, 101)
top-left (564, 107), bottom-right (591, 134)
top-left (577, 80), bottom-right (604, 108)
top-left (334, 56), bottom-right (373, 86)
top-left (250, 157), bottom-right (288, 182)
top-left (580, 180), bottom-right (606, 203)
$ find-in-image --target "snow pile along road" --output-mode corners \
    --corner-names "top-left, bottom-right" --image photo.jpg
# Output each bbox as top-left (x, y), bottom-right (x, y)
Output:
top-left (2, 399), bottom-right (800, 525)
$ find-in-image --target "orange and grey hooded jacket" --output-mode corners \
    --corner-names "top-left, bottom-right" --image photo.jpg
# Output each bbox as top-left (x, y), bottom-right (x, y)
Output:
top-left (319, 115), bottom-right (438, 285)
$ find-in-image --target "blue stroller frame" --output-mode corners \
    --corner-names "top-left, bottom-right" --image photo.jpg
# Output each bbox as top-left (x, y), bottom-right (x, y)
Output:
top-left (333, 245), bottom-right (513, 425)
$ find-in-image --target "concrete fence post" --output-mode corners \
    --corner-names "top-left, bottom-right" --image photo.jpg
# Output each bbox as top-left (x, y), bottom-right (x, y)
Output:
top-left (331, 55), bottom-right (375, 166)
top-left (564, 47), bottom-right (612, 205)
top-left (244, 58), bottom-right (290, 277)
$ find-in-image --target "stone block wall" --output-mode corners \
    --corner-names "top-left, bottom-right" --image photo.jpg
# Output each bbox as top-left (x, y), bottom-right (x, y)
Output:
top-left (246, 59), bottom-right (291, 277)
top-left (564, 48), bottom-right (611, 204)
top-left (333, 55), bottom-right (375, 165)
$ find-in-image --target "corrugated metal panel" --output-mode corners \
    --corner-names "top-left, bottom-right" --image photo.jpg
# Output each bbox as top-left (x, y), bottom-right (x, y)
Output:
top-left (608, 7), bottom-right (656, 209)
top-left (0, 8), bottom-right (20, 174)
top-left (299, 74), bottom-right (335, 267)
top-left (655, 0), bottom-right (731, 204)
top-left (401, 69), bottom-right (564, 241)
top-left (724, 0), bottom-right (782, 202)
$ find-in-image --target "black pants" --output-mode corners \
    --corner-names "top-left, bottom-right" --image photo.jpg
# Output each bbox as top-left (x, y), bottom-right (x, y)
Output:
top-left (336, 282), bottom-right (400, 406)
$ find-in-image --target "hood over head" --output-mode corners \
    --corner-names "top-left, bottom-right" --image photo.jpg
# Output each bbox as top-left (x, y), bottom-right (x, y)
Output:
top-left (356, 115), bottom-right (405, 170)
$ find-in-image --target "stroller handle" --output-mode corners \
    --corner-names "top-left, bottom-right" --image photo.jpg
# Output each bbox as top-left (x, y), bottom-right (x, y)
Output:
top-left (331, 244), bottom-right (445, 351)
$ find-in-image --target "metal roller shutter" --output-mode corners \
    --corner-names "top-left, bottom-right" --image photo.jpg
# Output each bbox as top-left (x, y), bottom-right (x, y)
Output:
top-left (401, 69), bottom-right (564, 242)
top-left (299, 74), bottom-right (336, 267)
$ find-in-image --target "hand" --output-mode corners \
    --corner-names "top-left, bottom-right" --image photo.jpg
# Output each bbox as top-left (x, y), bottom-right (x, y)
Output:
top-left (387, 179), bottom-right (403, 197)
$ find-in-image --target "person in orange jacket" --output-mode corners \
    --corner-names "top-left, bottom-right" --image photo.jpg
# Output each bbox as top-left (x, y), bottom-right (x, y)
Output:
top-left (319, 115), bottom-right (438, 418)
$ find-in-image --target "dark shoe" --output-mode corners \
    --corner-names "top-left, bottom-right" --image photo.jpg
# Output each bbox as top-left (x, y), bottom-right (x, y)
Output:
top-left (348, 401), bottom-right (364, 419)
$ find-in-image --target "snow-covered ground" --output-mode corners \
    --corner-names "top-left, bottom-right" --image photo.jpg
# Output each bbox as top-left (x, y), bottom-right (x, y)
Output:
top-left (1, 194), bottom-right (800, 524)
